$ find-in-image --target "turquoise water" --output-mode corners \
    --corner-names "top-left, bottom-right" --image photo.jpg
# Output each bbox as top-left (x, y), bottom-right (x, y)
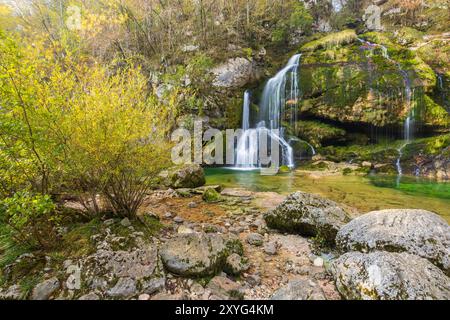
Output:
top-left (205, 168), bottom-right (450, 222)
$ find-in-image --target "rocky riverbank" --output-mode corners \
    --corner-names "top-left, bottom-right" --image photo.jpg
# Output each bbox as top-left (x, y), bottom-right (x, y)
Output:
top-left (1, 177), bottom-right (448, 300)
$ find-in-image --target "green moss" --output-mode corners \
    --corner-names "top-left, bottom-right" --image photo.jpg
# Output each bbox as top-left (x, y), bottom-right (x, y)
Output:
top-left (202, 188), bottom-right (221, 203)
top-left (289, 120), bottom-right (346, 148)
top-left (301, 29), bottom-right (357, 52)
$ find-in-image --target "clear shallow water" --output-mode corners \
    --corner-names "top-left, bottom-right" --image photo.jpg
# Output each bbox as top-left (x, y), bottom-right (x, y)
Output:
top-left (205, 168), bottom-right (450, 222)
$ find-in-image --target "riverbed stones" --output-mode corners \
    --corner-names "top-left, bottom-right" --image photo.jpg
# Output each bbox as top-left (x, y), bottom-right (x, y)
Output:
top-left (264, 191), bottom-right (351, 243)
top-left (330, 251), bottom-right (450, 300)
top-left (160, 233), bottom-right (243, 277)
top-left (271, 279), bottom-right (326, 300)
top-left (336, 209), bottom-right (450, 275)
top-left (31, 277), bottom-right (60, 300)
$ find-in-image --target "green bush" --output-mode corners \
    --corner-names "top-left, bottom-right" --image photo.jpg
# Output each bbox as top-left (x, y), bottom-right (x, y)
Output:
top-left (0, 192), bottom-right (60, 249)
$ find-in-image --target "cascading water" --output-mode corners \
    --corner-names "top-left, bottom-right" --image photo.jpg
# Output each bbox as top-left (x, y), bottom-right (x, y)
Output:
top-left (358, 38), bottom-right (414, 178)
top-left (235, 55), bottom-right (301, 169)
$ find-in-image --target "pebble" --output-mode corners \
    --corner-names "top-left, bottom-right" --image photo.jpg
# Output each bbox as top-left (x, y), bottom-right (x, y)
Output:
top-left (313, 257), bottom-right (324, 267)
top-left (138, 294), bottom-right (150, 300)
top-left (173, 216), bottom-right (184, 224)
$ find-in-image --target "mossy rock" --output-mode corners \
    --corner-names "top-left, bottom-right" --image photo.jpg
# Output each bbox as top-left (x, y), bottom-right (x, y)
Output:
top-left (202, 188), bottom-right (221, 203)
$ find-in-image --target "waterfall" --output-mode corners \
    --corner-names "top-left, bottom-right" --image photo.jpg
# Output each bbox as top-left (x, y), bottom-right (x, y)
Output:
top-left (358, 38), bottom-right (414, 177)
top-left (234, 55), bottom-right (301, 170)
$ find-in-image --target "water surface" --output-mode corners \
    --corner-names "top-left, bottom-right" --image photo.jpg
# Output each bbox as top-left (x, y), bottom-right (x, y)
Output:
top-left (205, 168), bottom-right (450, 222)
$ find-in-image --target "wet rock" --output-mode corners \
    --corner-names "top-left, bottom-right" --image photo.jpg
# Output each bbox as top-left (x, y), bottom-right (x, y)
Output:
top-left (78, 292), bottom-right (100, 300)
top-left (271, 279), bottom-right (326, 300)
top-left (264, 191), bottom-right (351, 244)
top-left (330, 251), bottom-right (450, 300)
top-left (31, 277), bottom-right (60, 300)
top-left (107, 277), bottom-right (136, 298)
top-left (224, 253), bottom-right (249, 275)
top-left (160, 233), bottom-right (242, 277)
top-left (336, 209), bottom-right (450, 275)
top-left (247, 233), bottom-right (264, 246)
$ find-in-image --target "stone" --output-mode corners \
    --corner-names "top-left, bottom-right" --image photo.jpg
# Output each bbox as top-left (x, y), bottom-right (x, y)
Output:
top-left (271, 279), bottom-right (326, 300)
top-left (177, 225), bottom-right (195, 234)
top-left (224, 253), bottom-right (249, 275)
top-left (188, 202), bottom-right (198, 208)
top-left (313, 257), bottom-right (324, 267)
top-left (120, 218), bottom-right (131, 227)
top-left (263, 242), bottom-right (278, 255)
top-left (173, 216), bottom-right (184, 224)
top-left (0, 284), bottom-right (22, 300)
top-left (78, 292), bottom-right (100, 300)
top-left (246, 275), bottom-right (261, 287)
top-left (160, 233), bottom-right (240, 277)
top-left (141, 277), bottom-right (166, 295)
top-left (336, 209), bottom-right (450, 275)
top-left (138, 293), bottom-right (150, 300)
top-left (361, 161), bottom-right (373, 168)
top-left (31, 277), bottom-right (60, 300)
top-left (107, 277), bottom-right (137, 298)
top-left (264, 191), bottom-right (351, 244)
top-left (151, 292), bottom-right (186, 300)
top-left (330, 251), bottom-right (450, 300)
top-left (246, 233), bottom-right (264, 246)
top-left (164, 212), bottom-right (173, 219)
top-left (162, 165), bottom-right (206, 189)
top-left (202, 188), bottom-right (221, 203)
top-left (182, 45), bottom-right (199, 53)
top-left (211, 57), bottom-right (256, 88)
top-left (221, 188), bottom-right (254, 198)
top-left (207, 276), bottom-right (243, 300)
top-left (83, 246), bottom-right (158, 285)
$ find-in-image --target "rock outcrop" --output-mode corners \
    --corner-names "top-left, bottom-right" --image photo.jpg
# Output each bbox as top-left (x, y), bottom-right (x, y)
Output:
top-left (336, 209), bottom-right (450, 275)
top-left (211, 58), bottom-right (258, 88)
top-left (160, 233), bottom-right (243, 277)
top-left (330, 251), bottom-right (450, 300)
top-left (160, 165), bottom-right (206, 189)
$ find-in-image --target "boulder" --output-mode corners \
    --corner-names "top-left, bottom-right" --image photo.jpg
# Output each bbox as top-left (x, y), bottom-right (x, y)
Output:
top-left (271, 279), bottom-right (326, 300)
top-left (31, 277), bottom-right (60, 300)
top-left (202, 188), bottom-right (221, 203)
top-left (106, 277), bottom-right (137, 298)
top-left (160, 165), bottom-right (205, 189)
top-left (224, 253), bottom-right (249, 275)
top-left (330, 251), bottom-right (450, 300)
top-left (211, 58), bottom-right (257, 88)
top-left (206, 276), bottom-right (243, 300)
top-left (160, 233), bottom-right (243, 277)
top-left (246, 233), bottom-right (264, 246)
top-left (264, 192), bottom-right (351, 244)
top-left (336, 209), bottom-right (450, 275)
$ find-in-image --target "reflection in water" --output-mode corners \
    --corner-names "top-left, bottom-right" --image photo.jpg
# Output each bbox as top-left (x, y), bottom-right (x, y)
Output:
top-left (205, 168), bottom-right (450, 222)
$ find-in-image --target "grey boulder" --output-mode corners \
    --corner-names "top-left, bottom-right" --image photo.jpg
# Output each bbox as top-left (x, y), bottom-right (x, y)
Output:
top-left (330, 251), bottom-right (450, 300)
top-left (336, 209), bottom-right (450, 275)
top-left (31, 277), bottom-right (60, 300)
top-left (264, 191), bottom-right (351, 243)
top-left (160, 233), bottom-right (242, 277)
